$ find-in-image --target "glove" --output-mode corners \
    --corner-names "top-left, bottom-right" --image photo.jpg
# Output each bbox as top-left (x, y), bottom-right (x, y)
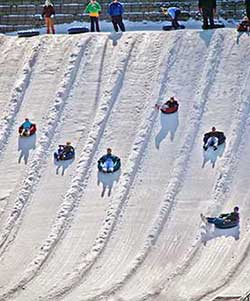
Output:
top-left (40, 15), bottom-right (44, 20)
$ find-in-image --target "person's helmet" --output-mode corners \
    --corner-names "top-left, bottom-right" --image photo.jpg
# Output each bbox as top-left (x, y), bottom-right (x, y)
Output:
top-left (66, 141), bottom-right (71, 145)
top-left (170, 96), bottom-right (175, 101)
top-left (212, 126), bottom-right (216, 132)
top-left (243, 16), bottom-right (249, 21)
top-left (25, 118), bottom-right (29, 121)
top-left (234, 206), bottom-right (239, 211)
top-left (107, 148), bottom-right (112, 153)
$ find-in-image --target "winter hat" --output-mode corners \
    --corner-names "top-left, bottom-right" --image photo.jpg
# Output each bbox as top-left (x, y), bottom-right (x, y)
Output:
top-left (45, 0), bottom-right (52, 6)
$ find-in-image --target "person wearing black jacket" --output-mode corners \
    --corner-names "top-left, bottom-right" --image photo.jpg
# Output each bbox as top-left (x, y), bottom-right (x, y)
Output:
top-left (198, 0), bottom-right (216, 29)
top-left (246, 0), bottom-right (250, 20)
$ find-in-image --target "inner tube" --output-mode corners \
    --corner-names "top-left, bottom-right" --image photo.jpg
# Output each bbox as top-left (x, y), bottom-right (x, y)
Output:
top-left (160, 103), bottom-right (179, 114)
top-left (162, 25), bottom-right (185, 31)
top-left (98, 155), bottom-right (121, 173)
top-left (68, 27), bottom-right (89, 34)
top-left (215, 220), bottom-right (239, 229)
top-left (18, 30), bottom-right (40, 38)
top-left (203, 131), bottom-right (226, 146)
top-left (18, 124), bottom-right (37, 136)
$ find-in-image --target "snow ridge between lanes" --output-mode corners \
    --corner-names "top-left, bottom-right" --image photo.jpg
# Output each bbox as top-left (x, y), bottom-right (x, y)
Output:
top-left (188, 43), bottom-right (250, 301)
top-left (0, 35), bottom-right (137, 301)
top-left (45, 33), bottom-right (182, 301)
top-left (0, 36), bottom-right (91, 256)
top-left (0, 39), bottom-right (41, 158)
top-left (139, 34), bottom-right (250, 301)
top-left (91, 30), bottom-right (227, 301)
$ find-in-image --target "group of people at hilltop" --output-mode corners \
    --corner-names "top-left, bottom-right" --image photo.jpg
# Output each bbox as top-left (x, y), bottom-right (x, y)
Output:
top-left (41, 0), bottom-right (250, 35)
top-left (41, 0), bottom-right (125, 34)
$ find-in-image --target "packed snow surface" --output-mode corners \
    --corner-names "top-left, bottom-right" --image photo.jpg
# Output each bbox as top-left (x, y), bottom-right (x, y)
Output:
top-left (0, 29), bottom-right (250, 301)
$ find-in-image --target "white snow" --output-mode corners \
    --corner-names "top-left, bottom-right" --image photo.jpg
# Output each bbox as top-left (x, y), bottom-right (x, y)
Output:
top-left (0, 27), bottom-right (250, 301)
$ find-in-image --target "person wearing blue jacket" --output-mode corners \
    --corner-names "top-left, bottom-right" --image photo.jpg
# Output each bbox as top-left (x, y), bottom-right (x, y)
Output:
top-left (22, 118), bottom-right (33, 130)
top-left (108, 0), bottom-right (125, 32)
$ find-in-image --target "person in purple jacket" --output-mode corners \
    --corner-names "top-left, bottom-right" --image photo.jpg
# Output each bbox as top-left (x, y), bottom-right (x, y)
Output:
top-left (108, 0), bottom-right (125, 32)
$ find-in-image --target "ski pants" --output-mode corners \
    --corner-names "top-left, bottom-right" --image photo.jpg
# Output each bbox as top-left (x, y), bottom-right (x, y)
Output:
top-left (45, 17), bottom-right (55, 34)
top-left (171, 9), bottom-right (181, 29)
top-left (207, 217), bottom-right (225, 226)
top-left (103, 158), bottom-right (114, 171)
top-left (111, 15), bottom-right (125, 32)
top-left (205, 136), bottom-right (219, 148)
top-left (201, 7), bottom-right (214, 28)
top-left (90, 16), bottom-right (100, 32)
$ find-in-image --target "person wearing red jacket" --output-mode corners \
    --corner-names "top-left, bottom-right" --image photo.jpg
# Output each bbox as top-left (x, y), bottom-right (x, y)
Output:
top-left (42, 0), bottom-right (56, 34)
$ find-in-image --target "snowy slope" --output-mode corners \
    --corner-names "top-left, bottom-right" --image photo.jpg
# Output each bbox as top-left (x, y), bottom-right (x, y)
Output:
top-left (0, 29), bottom-right (249, 301)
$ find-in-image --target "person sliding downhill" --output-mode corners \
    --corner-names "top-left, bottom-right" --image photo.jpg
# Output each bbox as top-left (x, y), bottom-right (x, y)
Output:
top-left (203, 126), bottom-right (226, 151)
top-left (203, 127), bottom-right (218, 151)
top-left (98, 148), bottom-right (115, 172)
top-left (201, 206), bottom-right (240, 226)
top-left (20, 118), bottom-right (33, 136)
top-left (56, 142), bottom-right (75, 160)
top-left (161, 96), bottom-right (178, 110)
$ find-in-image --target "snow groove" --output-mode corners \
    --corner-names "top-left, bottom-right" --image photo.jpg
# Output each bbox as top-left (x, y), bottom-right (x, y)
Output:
top-left (44, 33), bottom-right (182, 301)
top-left (0, 39), bottom-right (41, 158)
top-left (97, 30), bottom-right (226, 301)
top-left (0, 35), bottom-right (138, 301)
top-left (187, 44), bottom-right (250, 301)
top-left (0, 36), bottom-right (91, 253)
top-left (135, 34), bottom-right (250, 301)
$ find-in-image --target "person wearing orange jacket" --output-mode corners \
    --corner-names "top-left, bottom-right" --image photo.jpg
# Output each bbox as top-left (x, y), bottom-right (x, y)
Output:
top-left (42, 0), bottom-right (56, 34)
top-left (84, 0), bottom-right (102, 32)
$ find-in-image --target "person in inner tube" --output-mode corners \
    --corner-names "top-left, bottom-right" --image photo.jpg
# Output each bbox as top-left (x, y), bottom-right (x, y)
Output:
top-left (201, 206), bottom-right (240, 225)
top-left (161, 96), bottom-right (178, 110)
top-left (21, 118), bottom-right (33, 135)
top-left (58, 142), bottom-right (74, 159)
top-left (203, 126), bottom-right (220, 151)
top-left (99, 148), bottom-right (116, 172)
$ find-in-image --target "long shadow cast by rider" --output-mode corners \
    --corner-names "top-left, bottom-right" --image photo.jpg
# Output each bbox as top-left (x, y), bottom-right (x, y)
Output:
top-left (18, 134), bottom-right (36, 164)
top-left (202, 143), bottom-right (225, 168)
top-left (201, 223), bottom-right (240, 246)
top-left (155, 111), bottom-right (179, 149)
top-left (54, 157), bottom-right (75, 176)
top-left (97, 169), bottom-right (121, 197)
top-left (108, 32), bottom-right (122, 47)
top-left (199, 29), bottom-right (214, 47)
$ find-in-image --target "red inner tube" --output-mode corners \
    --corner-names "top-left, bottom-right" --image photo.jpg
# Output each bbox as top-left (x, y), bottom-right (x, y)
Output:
top-left (19, 124), bottom-right (37, 136)
top-left (160, 104), bottom-right (178, 114)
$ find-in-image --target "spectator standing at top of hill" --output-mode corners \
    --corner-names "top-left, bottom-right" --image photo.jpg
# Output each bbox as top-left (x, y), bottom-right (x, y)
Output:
top-left (198, 0), bottom-right (216, 29)
top-left (108, 0), bottom-right (126, 32)
top-left (167, 7), bottom-right (181, 29)
top-left (84, 0), bottom-right (102, 32)
top-left (42, 0), bottom-right (55, 34)
top-left (246, 0), bottom-right (250, 20)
